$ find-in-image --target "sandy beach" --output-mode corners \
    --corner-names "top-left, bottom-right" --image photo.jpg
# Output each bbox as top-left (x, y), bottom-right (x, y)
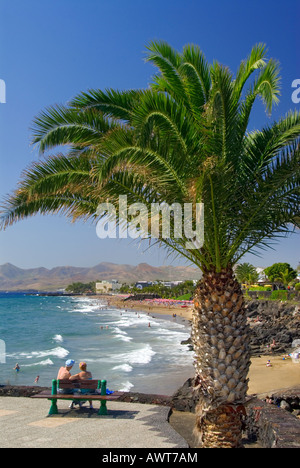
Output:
top-left (248, 355), bottom-right (299, 396)
top-left (97, 294), bottom-right (300, 396)
top-left (99, 294), bottom-right (194, 321)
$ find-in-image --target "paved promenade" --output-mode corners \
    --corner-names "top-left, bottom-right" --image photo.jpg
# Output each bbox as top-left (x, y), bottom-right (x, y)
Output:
top-left (0, 396), bottom-right (188, 448)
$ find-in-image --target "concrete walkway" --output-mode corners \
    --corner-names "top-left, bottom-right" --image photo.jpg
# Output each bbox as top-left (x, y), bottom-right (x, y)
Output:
top-left (0, 396), bottom-right (188, 448)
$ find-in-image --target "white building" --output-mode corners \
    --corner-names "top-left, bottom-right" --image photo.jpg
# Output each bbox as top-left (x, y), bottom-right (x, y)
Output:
top-left (135, 281), bottom-right (153, 290)
top-left (96, 280), bottom-right (121, 293)
top-left (256, 267), bottom-right (268, 283)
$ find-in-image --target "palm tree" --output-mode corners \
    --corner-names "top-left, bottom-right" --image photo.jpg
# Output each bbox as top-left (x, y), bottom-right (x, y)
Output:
top-left (235, 263), bottom-right (259, 286)
top-left (1, 41), bottom-right (299, 447)
top-left (264, 262), bottom-right (297, 287)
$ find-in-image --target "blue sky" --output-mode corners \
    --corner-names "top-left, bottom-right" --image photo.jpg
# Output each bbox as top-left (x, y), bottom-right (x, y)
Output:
top-left (0, 0), bottom-right (299, 270)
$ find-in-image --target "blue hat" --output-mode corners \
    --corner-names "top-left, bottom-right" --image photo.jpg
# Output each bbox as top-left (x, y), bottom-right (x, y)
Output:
top-left (65, 359), bottom-right (75, 367)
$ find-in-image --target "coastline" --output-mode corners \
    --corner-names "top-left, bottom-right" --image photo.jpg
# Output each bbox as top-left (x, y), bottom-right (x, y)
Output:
top-left (5, 293), bottom-right (297, 397)
top-left (94, 294), bottom-right (300, 397)
top-left (94, 293), bottom-right (193, 322)
top-left (1, 293), bottom-right (299, 449)
top-left (0, 293), bottom-right (194, 394)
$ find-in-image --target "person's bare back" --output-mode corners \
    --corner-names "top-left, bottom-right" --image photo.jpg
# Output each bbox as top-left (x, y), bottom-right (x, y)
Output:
top-left (57, 359), bottom-right (75, 380)
top-left (57, 366), bottom-right (72, 379)
top-left (70, 362), bottom-right (94, 409)
top-left (70, 370), bottom-right (92, 380)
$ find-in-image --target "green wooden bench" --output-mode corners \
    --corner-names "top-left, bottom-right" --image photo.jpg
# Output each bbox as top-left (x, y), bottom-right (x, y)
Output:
top-left (31, 379), bottom-right (124, 416)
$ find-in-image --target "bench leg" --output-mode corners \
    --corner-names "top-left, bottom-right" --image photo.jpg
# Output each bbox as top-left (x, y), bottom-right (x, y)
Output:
top-left (49, 399), bottom-right (58, 415)
top-left (98, 400), bottom-right (107, 415)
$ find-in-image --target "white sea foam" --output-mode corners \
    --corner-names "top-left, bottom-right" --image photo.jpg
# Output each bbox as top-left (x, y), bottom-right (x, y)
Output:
top-left (112, 327), bottom-right (132, 342)
top-left (151, 328), bottom-right (190, 342)
top-left (119, 381), bottom-right (134, 392)
top-left (69, 298), bottom-right (101, 314)
top-left (53, 334), bottom-right (63, 343)
top-left (31, 346), bottom-right (69, 359)
top-left (22, 358), bottom-right (54, 367)
top-left (112, 364), bottom-right (133, 372)
top-left (8, 346), bottom-right (69, 360)
top-left (71, 307), bottom-right (97, 314)
top-left (114, 334), bottom-right (132, 343)
top-left (118, 344), bottom-right (156, 365)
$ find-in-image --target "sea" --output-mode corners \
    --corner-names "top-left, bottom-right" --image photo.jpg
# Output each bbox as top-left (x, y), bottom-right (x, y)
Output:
top-left (0, 292), bottom-right (194, 395)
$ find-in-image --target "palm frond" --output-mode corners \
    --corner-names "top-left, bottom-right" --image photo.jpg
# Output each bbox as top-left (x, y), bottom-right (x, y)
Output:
top-left (180, 44), bottom-right (211, 105)
top-left (31, 104), bottom-right (116, 154)
top-left (132, 90), bottom-right (194, 156)
top-left (224, 143), bottom-right (300, 263)
top-left (0, 154), bottom-right (97, 229)
top-left (146, 40), bottom-right (187, 106)
top-left (70, 88), bottom-right (143, 122)
top-left (239, 58), bottom-right (281, 135)
top-left (234, 43), bottom-right (268, 99)
top-left (97, 126), bottom-right (188, 196)
top-left (208, 62), bottom-right (240, 159)
top-left (242, 110), bottom-right (300, 179)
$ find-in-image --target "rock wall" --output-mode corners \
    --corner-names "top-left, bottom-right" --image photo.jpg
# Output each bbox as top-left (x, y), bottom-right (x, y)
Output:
top-left (246, 300), bottom-right (300, 355)
top-left (246, 393), bottom-right (300, 448)
top-left (182, 300), bottom-right (300, 356)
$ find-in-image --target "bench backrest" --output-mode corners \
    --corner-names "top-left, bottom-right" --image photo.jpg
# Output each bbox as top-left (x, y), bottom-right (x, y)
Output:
top-left (58, 379), bottom-right (100, 390)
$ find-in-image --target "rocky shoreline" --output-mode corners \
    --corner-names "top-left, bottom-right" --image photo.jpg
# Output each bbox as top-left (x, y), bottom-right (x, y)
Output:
top-left (246, 300), bottom-right (300, 356)
top-left (182, 299), bottom-right (300, 357)
top-left (0, 384), bottom-right (173, 406)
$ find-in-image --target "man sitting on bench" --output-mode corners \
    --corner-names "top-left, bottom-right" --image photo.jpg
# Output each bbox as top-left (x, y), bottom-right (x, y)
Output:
top-left (57, 359), bottom-right (79, 409)
top-left (57, 359), bottom-right (75, 391)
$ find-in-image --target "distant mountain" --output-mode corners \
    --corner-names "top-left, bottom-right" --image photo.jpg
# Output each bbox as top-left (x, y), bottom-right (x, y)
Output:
top-left (0, 262), bottom-right (201, 291)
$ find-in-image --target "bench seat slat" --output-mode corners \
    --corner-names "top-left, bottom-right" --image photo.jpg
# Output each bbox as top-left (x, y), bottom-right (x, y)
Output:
top-left (32, 392), bottom-right (123, 401)
top-left (58, 379), bottom-right (99, 389)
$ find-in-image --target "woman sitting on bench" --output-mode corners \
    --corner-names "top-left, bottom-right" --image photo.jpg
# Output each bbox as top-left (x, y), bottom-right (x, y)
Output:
top-left (70, 362), bottom-right (94, 409)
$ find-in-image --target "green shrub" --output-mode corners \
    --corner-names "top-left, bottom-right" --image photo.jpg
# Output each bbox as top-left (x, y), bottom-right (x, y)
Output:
top-left (257, 294), bottom-right (267, 300)
top-left (175, 293), bottom-right (192, 300)
top-left (249, 286), bottom-right (271, 291)
top-left (270, 290), bottom-right (288, 301)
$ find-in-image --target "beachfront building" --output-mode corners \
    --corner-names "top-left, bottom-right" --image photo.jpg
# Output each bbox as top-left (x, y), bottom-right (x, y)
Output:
top-left (161, 280), bottom-right (185, 288)
top-left (96, 281), bottom-right (112, 293)
top-left (96, 279), bottom-right (121, 294)
top-left (256, 267), bottom-right (268, 283)
top-left (135, 281), bottom-right (153, 290)
top-left (135, 280), bottom-right (189, 289)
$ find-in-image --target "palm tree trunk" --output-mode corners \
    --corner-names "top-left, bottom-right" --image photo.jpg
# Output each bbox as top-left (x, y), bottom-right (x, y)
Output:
top-left (191, 267), bottom-right (251, 448)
